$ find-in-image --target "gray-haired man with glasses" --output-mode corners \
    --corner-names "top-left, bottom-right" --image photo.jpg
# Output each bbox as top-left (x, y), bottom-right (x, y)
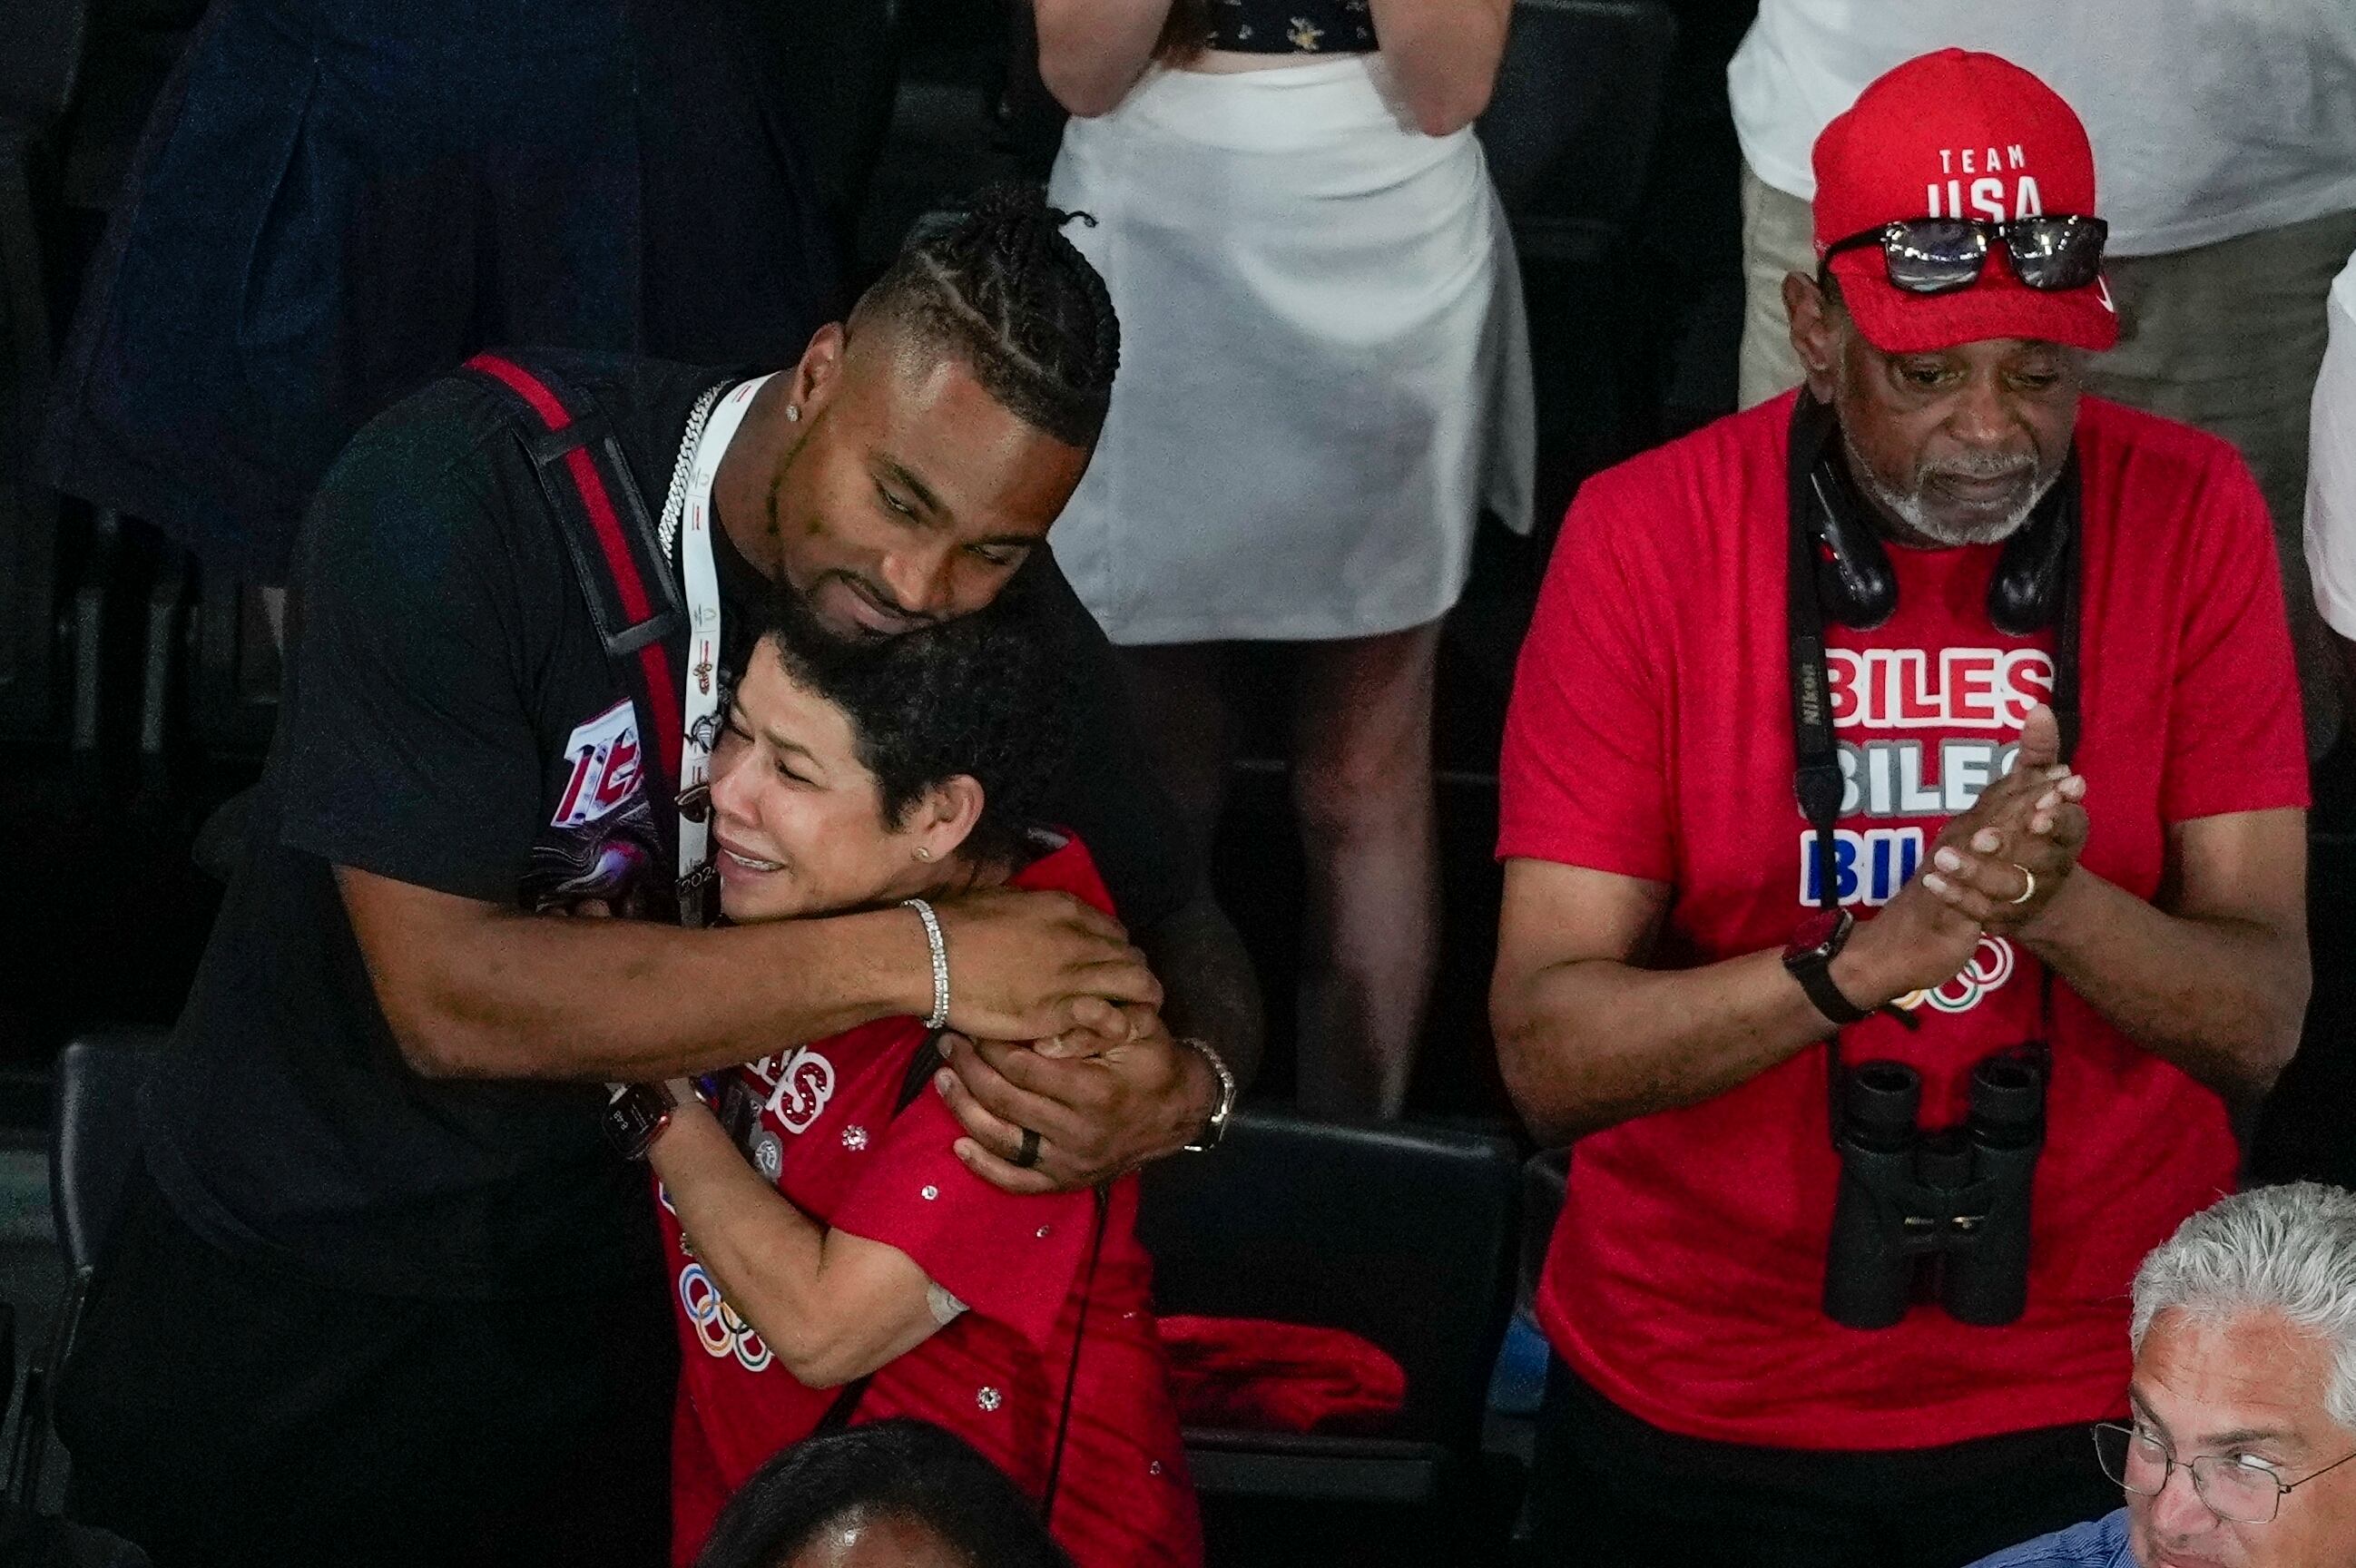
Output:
top-left (1969, 1182), bottom-right (2356, 1568)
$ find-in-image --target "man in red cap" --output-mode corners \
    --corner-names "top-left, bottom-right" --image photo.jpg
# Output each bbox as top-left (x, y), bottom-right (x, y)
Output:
top-left (1728, 6), bottom-right (2356, 758)
top-left (1494, 50), bottom-right (2312, 1565)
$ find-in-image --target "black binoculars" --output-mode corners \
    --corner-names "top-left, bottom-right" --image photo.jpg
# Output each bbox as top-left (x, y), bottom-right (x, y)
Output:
top-left (1822, 1051), bottom-right (2047, 1330)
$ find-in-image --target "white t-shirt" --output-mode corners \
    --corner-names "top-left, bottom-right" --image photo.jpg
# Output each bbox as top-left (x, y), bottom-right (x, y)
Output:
top-left (1731, 3), bottom-right (2356, 256)
top-left (2304, 250), bottom-right (2356, 640)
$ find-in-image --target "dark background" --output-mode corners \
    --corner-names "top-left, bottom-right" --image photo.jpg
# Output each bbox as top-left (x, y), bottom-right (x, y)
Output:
top-left (7, 3), bottom-right (2356, 1558)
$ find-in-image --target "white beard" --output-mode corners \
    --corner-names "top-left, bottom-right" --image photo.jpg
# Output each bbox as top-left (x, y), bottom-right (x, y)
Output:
top-left (1841, 428), bottom-right (2057, 547)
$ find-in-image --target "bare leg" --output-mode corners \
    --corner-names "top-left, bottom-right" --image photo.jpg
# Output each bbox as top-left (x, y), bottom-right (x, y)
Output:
top-left (1290, 622), bottom-right (1442, 1120)
top-left (1117, 642), bottom-right (1235, 872)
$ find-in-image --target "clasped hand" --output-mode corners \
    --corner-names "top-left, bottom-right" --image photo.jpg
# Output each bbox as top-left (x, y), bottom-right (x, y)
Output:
top-left (931, 1004), bottom-right (1210, 1195)
top-left (1839, 703), bottom-right (2089, 1006)
top-left (927, 889), bottom-right (1208, 1196)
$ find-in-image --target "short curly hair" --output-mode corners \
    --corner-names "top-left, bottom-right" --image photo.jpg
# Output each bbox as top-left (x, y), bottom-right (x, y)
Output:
top-left (759, 584), bottom-right (1078, 870)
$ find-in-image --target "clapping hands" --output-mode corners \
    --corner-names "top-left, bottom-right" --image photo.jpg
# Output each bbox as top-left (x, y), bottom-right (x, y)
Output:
top-left (1917, 703), bottom-right (2089, 935)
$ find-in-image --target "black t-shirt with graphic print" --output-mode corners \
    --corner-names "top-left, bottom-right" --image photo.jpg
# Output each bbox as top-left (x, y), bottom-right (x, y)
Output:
top-left (140, 352), bottom-right (1196, 1300)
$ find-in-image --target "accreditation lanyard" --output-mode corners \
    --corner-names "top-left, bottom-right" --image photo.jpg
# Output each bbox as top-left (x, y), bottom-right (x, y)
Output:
top-left (671, 373), bottom-right (775, 926)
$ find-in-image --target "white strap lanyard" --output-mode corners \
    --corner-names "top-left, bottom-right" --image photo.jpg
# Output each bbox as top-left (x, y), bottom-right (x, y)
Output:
top-left (665, 373), bottom-right (775, 924)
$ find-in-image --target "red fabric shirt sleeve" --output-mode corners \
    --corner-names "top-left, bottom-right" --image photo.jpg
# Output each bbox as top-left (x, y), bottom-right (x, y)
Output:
top-left (830, 1089), bottom-right (1095, 1350)
top-left (2156, 446), bottom-right (2312, 823)
top-left (1497, 468), bottom-right (1678, 879)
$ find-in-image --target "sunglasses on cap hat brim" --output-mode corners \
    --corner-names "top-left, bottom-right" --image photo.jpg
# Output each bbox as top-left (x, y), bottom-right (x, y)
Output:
top-left (1822, 215), bottom-right (2108, 296)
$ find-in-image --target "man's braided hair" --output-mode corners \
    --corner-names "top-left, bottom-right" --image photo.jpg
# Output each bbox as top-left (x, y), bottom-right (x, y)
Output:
top-left (854, 183), bottom-right (1121, 449)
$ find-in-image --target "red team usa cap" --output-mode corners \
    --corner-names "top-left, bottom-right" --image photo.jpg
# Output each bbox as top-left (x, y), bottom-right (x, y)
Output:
top-left (1811, 48), bottom-right (2120, 356)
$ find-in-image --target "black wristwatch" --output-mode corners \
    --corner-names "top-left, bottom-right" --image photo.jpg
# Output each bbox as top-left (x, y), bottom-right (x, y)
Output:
top-left (604, 1081), bottom-right (681, 1161)
top-left (1782, 908), bottom-right (1874, 1027)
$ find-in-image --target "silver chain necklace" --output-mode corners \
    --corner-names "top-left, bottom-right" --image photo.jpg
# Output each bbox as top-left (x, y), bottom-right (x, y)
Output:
top-left (658, 381), bottom-right (728, 559)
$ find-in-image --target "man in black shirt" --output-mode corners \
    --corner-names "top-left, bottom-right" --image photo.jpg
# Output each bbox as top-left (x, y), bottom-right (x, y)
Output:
top-left (56, 191), bottom-right (1260, 1565)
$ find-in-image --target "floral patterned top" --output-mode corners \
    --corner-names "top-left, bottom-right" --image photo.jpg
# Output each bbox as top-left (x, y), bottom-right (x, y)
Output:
top-left (1206, 0), bottom-right (1375, 54)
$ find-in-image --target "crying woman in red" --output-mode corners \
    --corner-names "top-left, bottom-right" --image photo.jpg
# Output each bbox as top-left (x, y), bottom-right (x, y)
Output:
top-left (640, 591), bottom-right (1201, 1568)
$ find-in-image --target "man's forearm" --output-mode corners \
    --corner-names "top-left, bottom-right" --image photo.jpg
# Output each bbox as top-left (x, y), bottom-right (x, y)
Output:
top-left (348, 876), bottom-right (929, 1082)
top-left (1495, 948), bottom-right (1838, 1143)
top-left (2024, 869), bottom-right (2308, 1103)
top-left (1134, 888), bottom-right (1265, 1090)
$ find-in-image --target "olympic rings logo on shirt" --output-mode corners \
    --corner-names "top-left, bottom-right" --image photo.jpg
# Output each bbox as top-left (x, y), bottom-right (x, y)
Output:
top-left (1893, 935), bottom-right (2017, 1016)
top-left (679, 1261), bottom-right (773, 1373)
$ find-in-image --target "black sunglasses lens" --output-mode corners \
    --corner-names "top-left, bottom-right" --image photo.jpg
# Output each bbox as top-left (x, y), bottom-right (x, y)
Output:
top-left (1882, 220), bottom-right (1988, 294)
top-left (2005, 215), bottom-right (2106, 290)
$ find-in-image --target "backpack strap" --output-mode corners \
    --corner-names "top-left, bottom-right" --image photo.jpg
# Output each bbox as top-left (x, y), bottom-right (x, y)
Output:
top-left (464, 352), bottom-right (688, 803)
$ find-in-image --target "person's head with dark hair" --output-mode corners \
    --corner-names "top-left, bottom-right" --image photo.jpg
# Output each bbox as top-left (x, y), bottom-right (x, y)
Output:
top-left (853, 186), bottom-right (1120, 451)
top-left (706, 583), bottom-right (1078, 923)
top-left (692, 1419), bottom-right (1075, 1568)
top-left (712, 183), bottom-right (1121, 645)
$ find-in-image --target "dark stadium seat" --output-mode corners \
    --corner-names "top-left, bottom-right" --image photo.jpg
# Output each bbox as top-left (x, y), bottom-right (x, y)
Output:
top-left (49, 1027), bottom-right (162, 1275)
top-left (1517, 1145), bottom-right (1568, 1311)
top-left (9, 1028), bottom-right (160, 1510)
top-left (1134, 1107), bottom-right (1521, 1506)
top-left (1477, 0), bottom-right (1678, 267)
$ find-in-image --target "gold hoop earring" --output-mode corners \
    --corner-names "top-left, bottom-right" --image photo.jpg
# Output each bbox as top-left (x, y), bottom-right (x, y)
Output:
top-left (914, 846), bottom-right (932, 862)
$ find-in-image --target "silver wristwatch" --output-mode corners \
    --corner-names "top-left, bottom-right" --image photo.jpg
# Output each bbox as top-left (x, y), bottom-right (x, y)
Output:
top-left (1180, 1036), bottom-right (1237, 1152)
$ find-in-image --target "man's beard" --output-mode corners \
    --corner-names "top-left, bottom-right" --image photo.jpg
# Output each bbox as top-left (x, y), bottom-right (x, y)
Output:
top-left (1841, 428), bottom-right (2058, 548)
top-left (763, 426), bottom-right (932, 647)
top-left (772, 563), bottom-right (931, 649)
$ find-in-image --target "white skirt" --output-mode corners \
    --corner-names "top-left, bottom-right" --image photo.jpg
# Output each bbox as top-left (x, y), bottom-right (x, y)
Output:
top-left (1046, 55), bottom-right (1536, 645)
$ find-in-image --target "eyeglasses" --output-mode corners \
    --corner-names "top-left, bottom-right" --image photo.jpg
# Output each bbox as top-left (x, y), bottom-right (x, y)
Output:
top-left (2094, 1421), bottom-right (2356, 1524)
top-left (1822, 215), bottom-right (2109, 295)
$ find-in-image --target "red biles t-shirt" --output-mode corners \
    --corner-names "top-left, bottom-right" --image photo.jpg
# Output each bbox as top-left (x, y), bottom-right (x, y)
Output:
top-left (1497, 392), bottom-right (2307, 1451)
top-left (659, 838), bottom-right (1202, 1567)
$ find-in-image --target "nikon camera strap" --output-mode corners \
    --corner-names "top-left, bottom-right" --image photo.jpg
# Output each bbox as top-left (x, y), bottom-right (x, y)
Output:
top-left (1783, 398), bottom-right (2082, 1132)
